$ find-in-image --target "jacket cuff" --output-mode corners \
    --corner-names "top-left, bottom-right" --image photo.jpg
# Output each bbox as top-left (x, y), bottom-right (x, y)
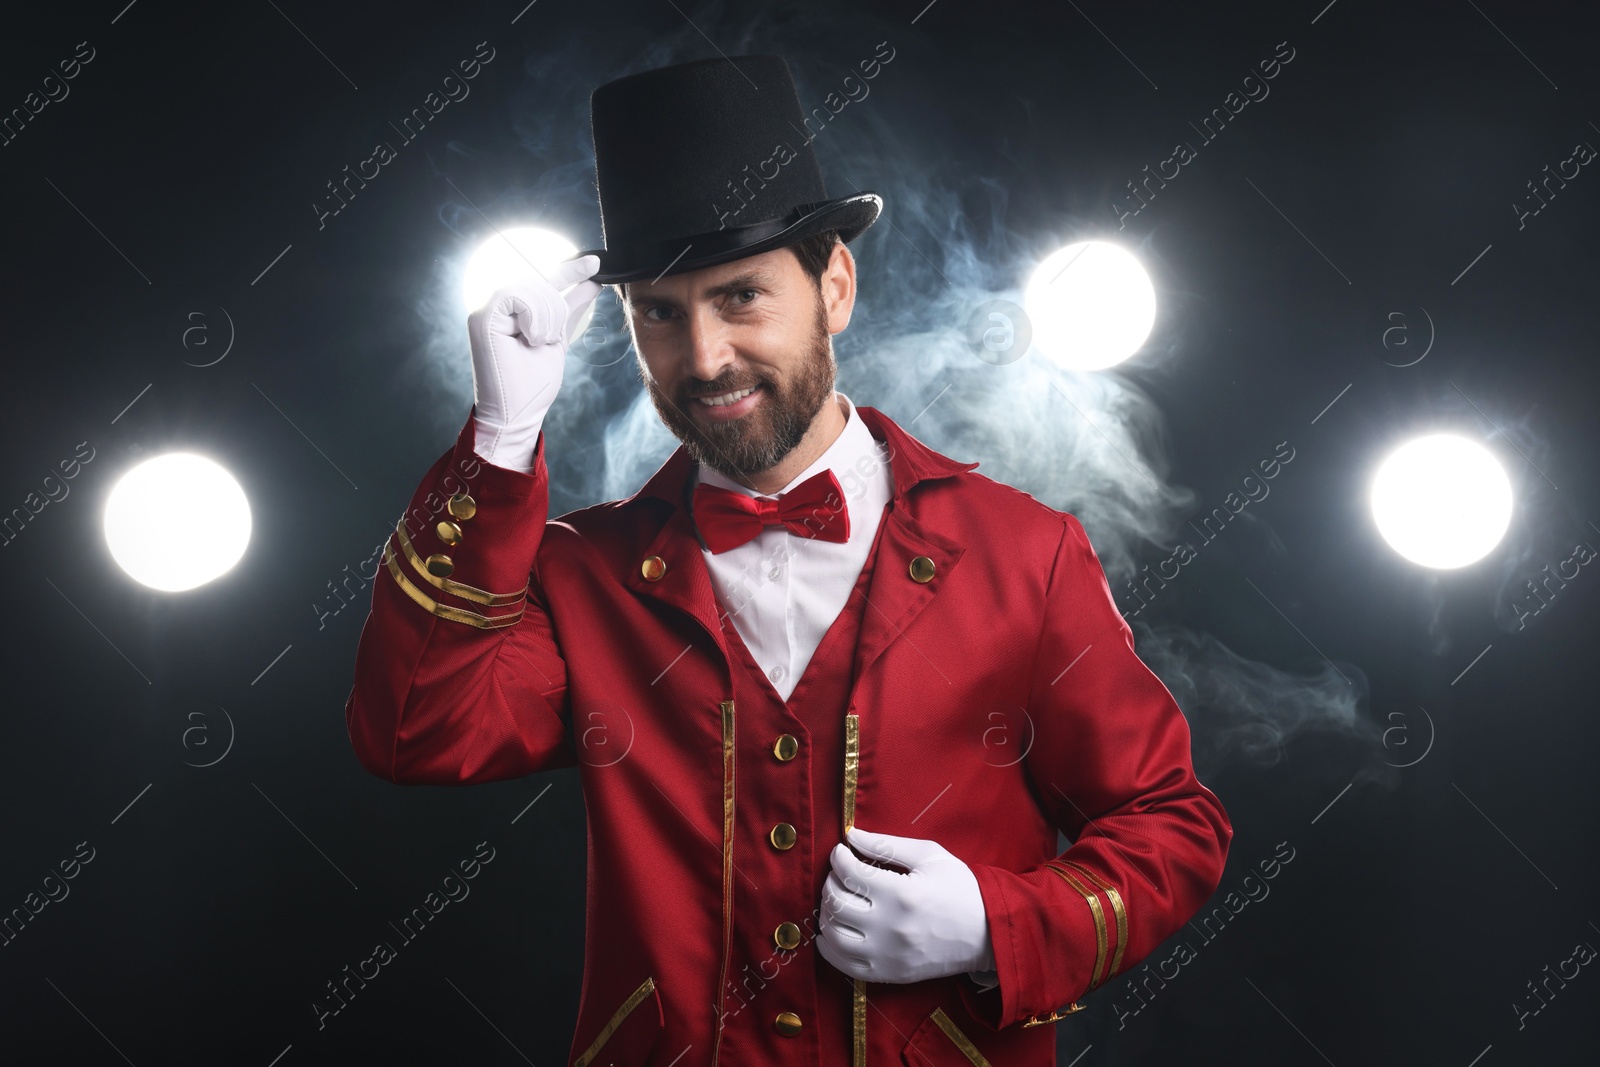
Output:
top-left (384, 414), bottom-right (550, 628)
top-left (961, 859), bottom-right (1104, 1031)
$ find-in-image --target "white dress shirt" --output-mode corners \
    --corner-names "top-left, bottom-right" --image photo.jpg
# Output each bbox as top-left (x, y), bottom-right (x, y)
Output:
top-left (693, 390), bottom-right (893, 702)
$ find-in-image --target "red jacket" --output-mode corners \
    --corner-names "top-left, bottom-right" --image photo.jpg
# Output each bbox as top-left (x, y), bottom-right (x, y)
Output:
top-left (345, 404), bottom-right (1232, 1065)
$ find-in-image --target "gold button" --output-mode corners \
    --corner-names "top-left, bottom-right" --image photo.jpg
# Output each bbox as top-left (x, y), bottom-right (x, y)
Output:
top-left (425, 553), bottom-right (454, 578)
top-left (909, 555), bottom-right (936, 583)
top-left (772, 734), bottom-right (799, 761)
top-left (774, 1011), bottom-right (803, 1036)
top-left (447, 493), bottom-right (477, 521)
top-left (436, 520), bottom-right (463, 546)
top-left (774, 921), bottom-right (802, 951)
top-left (641, 555), bottom-right (667, 582)
top-left (769, 823), bottom-right (797, 850)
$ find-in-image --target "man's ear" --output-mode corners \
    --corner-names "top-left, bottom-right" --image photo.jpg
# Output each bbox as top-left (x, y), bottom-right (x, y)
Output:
top-left (822, 241), bottom-right (856, 335)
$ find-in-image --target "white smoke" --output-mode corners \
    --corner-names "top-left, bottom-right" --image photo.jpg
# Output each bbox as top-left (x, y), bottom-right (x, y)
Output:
top-left (406, 2), bottom-right (1382, 775)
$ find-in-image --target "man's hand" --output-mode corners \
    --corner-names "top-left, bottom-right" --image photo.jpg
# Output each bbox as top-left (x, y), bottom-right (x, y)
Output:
top-left (467, 254), bottom-right (602, 472)
top-left (816, 826), bottom-right (995, 985)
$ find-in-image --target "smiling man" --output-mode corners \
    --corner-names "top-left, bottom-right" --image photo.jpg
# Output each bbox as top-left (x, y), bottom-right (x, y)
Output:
top-left (345, 54), bottom-right (1231, 1067)
top-left (624, 235), bottom-right (849, 497)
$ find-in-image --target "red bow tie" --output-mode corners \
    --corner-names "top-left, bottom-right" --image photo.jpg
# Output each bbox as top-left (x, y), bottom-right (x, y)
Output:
top-left (691, 468), bottom-right (851, 554)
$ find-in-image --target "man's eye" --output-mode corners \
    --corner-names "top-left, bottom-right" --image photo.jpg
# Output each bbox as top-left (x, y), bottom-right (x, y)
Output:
top-left (642, 306), bottom-right (673, 322)
top-left (735, 289), bottom-right (758, 304)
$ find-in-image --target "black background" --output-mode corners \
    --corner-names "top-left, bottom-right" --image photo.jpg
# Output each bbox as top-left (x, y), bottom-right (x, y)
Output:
top-left (1, 1), bottom-right (1596, 1064)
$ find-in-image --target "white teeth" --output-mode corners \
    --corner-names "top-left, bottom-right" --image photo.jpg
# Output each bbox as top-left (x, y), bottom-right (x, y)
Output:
top-left (698, 386), bottom-right (757, 407)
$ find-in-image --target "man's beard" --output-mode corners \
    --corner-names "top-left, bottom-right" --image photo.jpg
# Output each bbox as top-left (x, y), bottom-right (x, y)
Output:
top-left (641, 291), bottom-right (836, 484)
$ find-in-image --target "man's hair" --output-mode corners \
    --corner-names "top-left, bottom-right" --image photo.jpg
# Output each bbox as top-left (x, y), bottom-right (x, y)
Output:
top-left (619, 229), bottom-right (840, 303)
top-left (786, 228), bottom-right (842, 285)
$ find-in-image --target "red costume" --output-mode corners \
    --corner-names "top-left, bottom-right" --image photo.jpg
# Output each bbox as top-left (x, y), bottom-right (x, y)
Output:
top-left (345, 404), bottom-right (1232, 1065)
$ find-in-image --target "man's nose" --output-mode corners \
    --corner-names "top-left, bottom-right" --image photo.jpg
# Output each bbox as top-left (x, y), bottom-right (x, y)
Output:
top-left (683, 306), bottom-right (736, 382)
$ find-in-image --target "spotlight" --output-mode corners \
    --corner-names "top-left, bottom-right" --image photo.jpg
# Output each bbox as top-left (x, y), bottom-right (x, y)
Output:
top-left (1370, 434), bottom-right (1512, 569)
top-left (461, 226), bottom-right (596, 343)
top-left (104, 454), bottom-right (252, 592)
top-left (1024, 241), bottom-right (1157, 371)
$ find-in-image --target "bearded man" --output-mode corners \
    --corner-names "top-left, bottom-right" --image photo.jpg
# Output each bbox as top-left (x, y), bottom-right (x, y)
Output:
top-left (346, 53), bottom-right (1231, 1067)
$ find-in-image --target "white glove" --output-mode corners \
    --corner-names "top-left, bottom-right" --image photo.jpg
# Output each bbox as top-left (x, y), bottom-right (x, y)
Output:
top-left (467, 254), bottom-right (602, 472)
top-left (816, 826), bottom-right (995, 985)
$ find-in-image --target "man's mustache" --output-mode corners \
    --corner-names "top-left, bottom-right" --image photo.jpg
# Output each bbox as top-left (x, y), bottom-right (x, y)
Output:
top-left (685, 379), bottom-right (766, 400)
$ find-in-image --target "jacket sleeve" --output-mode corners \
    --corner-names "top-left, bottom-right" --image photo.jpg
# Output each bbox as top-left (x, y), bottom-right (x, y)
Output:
top-left (957, 513), bottom-right (1233, 1029)
top-left (344, 414), bottom-right (577, 785)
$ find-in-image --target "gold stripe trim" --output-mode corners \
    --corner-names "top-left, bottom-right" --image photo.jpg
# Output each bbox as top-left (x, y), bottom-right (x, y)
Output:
top-left (843, 713), bottom-right (860, 833)
top-left (573, 975), bottom-right (656, 1067)
top-left (384, 547), bottom-right (523, 629)
top-left (843, 712), bottom-right (865, 1067)
top-left (852, 977), bottom-right (867, 1067)
top-left (1047, 864), bottom-right (1108, 990)
top-left (395, 521), bottom-right (528, 606)
top-left (930, 1007), bottom-right (995, 1066)
top-left (711, 700), bottom-right (737, 1067)
top-left (1063, 860), bottom-right (1128, 981)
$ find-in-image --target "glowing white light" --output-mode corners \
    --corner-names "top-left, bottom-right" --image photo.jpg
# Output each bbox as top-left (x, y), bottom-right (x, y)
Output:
top-left (1370, 434), bottom-right (1512, 569)
top-left (104, 454), bottom-right (251, 592)
top-left (461, 226), bottom-right (595, 343)
top-left (1023, 241), bottom-right (1157, 371)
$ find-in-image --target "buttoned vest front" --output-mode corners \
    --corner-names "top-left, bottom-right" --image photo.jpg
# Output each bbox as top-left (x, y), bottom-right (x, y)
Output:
top-left (702, 498), bottom-right (889, 1065)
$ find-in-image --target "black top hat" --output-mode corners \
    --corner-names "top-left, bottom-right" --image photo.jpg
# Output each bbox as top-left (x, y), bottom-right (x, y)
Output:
top-left (578, 54), bottom-right (882, 285)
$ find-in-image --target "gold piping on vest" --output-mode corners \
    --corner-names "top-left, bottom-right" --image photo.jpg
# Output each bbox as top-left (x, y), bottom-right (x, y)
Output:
top-left (929, 1007), bottom-right (994, 1066)
top-left (843, 712), bottom-right (866, 1066)
top-left (710, 700), bottom-right (737, 1067)
top-left (572, 975), bottom-right (656, 1067)
top-left (843, 712), bottom-right (860, 832)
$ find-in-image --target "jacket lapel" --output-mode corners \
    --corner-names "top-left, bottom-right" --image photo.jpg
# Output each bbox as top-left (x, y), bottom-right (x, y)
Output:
top-left (848, 406), bottom-right (978, 686)
top-left (621, 446), bottom-right (732, 661)
top-left (850, 492), bottom-right (967, 689)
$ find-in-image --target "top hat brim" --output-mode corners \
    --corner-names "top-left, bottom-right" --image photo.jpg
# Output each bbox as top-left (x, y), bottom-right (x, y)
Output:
top-left (577, 192), bottom-right (881, 285)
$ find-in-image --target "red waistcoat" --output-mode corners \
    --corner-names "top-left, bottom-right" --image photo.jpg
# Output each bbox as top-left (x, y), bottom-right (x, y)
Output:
top-left (706, 495), bottom-right (881, 1063)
